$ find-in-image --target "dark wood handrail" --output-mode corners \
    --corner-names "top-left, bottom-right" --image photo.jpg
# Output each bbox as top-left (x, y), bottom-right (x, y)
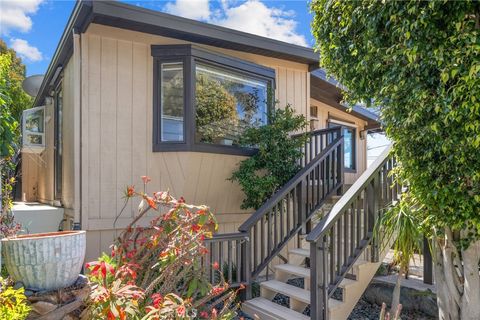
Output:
top-left (306, 145), bottom-right (394, 242)
top-left (239, 136), bottom-right (344, 232)
top-left (307, 144), bottom-right (403, 320)
top-left (204, 127), bottom-right (345, 299)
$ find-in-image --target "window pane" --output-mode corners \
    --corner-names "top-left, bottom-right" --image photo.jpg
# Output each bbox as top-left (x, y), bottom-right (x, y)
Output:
top-left (195, 63), bottom-right (268, 146)
top-left (26, 133), bottom-right (43, 145)
top-left (25, 109), bottom-right (44, 134)
top-left (161, 62), bottom-right (184, 142)
top-left (343, 127), bottom-right (354, 169)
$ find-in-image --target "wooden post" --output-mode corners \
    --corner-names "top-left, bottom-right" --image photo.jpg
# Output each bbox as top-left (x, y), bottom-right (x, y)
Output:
top-left (423, 236), bottom-right (434, 284)
top-left (310, 239), bottom-right (328, 320)
top-left (241, 232), bottom-right (252, 300)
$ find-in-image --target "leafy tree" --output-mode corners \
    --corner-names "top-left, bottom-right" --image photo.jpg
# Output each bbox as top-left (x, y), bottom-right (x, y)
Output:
top-left (375, 195), bottom-right (423, 314)
top-left (230, 105), bottom-right (307, 210)
top-left (0, 40), bottom-right (32, 122)
top-left (311, 1), bottom-right (480, 319)
top-left (0, 53), bottom-right (18, 158)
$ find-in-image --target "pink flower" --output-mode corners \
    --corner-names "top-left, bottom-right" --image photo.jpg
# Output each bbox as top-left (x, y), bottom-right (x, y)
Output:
top-left (176, 305), bottom-right (186, 317)
top-left (141, 176), bottom-right (151, 184)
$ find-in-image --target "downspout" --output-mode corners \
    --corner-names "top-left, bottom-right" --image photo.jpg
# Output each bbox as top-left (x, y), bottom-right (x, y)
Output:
top-left (72, 29), bottom-right (82, 230)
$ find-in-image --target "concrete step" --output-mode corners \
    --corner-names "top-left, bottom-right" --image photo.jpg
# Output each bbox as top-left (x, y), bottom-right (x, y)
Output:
top-left (242, 297), bottom-right (310, 320)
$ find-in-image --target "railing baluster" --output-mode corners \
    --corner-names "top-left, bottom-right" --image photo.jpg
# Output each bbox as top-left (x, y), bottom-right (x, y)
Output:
top-left (274, 204), bottom-right (278, 249)
top-left (326, 154), bottom-right (331, 193)
top-left (350, 202), bottom-right (355, 259)
top-left (343, 211), bottom-right (349, 269)
top-left (356, 196), bottom-right (362, 249)
top-left (268, 209), bottom-right (272, 260)
top-left (253, 223), bottom-right (258, 270)
top-left (261, 215), bottom-right (266, 264)
top-left (330, 225), bottom-right (336, 284)
top-left (336, 219), bottom-right (342, 277)
top-left (219, 241), bottom-right (224, 282)
top-left (286, 192), bottom-right (291, 236)
top-left (280, 200), bottom-right (284, 243)
top-left (236, 239), bottom-right (241, 284)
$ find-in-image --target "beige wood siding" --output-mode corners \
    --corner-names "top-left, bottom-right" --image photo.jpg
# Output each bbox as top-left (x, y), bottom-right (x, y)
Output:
top-left (31, 94), bottom-right (54, 204)
top-left (80, 24), bottom-right (311, 260)
top-left (24, 58), bottom-right (76, 210)
top-left (21, 152), bottom-right (39, 201)
top-left (310, 98), bottom-right (368, 184)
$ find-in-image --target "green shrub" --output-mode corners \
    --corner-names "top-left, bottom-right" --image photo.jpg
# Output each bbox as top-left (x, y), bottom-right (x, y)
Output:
top-left (229, 105), bottom-right (308, 210)
top-left (0, 278), bottom-right (31, 320)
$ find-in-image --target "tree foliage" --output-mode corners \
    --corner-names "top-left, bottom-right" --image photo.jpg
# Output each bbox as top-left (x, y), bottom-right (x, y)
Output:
top-left (311, 0), bottom-right (480, 238)
top-left (230, 105), bottom-right (307, 210)
top-left (311, 1), bottom-right (480, 318)
top-left (0, 40), bottom-right (31, 122)
top-left (0, 53), bottom-right (18, 158)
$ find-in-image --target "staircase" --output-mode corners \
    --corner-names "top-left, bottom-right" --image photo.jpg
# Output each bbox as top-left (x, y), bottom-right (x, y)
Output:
top-left (203, 129), bottom-right (400, 320)
top-left (242, 230), bottom-right (390, 320)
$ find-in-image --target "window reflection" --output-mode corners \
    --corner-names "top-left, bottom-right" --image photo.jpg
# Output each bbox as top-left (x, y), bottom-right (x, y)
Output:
top-left (195, 63), bottom-right (268, 146)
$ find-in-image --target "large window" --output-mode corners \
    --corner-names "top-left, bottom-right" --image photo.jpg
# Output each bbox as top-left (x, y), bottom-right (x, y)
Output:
top-left (328, 121), bottom-right (356, 171)
top-left (152, 45), bottom-right (274, 155)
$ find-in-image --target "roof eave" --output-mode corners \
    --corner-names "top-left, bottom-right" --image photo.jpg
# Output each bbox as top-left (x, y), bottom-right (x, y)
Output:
top-left (34, 0), bottom-right (321, 107)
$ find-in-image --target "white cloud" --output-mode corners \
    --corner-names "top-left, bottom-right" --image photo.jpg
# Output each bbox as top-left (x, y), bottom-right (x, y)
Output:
top-left (164, 0), bottom-right (211, 20)
top-left (163, 0), bottom-right (307, 46)
top-left (0, 0), bottom-right (43, 35)
top-left (213, 0), bottom-right (307, 46)
top-left (10, 38), bottom-right (43, 62)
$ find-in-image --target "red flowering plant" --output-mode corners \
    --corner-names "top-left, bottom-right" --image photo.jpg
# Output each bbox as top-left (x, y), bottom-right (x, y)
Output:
top-left (85, 177), bottom-right (241, 320)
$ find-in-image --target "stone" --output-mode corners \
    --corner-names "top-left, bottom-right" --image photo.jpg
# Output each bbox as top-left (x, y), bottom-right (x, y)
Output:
top-left (362, 279), bottom-right (438, 318)
top-left (14, 281), bottom-right (25, 290)
top-left (24, 290), bottom-right (34, 297)
top-left (30, 301), bottom-right (57, 315)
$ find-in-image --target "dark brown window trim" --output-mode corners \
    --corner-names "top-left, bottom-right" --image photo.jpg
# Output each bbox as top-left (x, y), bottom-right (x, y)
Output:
top-left (152, 44), bottom-right (275, 156)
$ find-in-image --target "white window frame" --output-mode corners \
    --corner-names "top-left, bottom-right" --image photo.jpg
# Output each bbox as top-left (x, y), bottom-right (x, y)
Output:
top-left (22, 105), bottom-right (46, 152)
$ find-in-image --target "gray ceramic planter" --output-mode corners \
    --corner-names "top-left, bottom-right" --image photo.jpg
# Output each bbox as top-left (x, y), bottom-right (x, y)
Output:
top-left (1, 231), bottom-right (86, 291)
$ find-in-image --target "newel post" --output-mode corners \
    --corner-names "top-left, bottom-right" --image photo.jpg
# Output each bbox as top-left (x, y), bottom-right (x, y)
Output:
top-left (240, 231), bottom-right (252, 300)
top-left (310, 238), bottom-right (328, 320)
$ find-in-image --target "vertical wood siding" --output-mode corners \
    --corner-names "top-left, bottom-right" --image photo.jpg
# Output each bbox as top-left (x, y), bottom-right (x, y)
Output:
top-left (80, 24), bottom-right (311, 259)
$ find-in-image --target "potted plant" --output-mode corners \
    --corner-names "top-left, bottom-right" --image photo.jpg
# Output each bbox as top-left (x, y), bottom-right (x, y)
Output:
top-left (2, 230), bottom-right (86, 291)
top-left (1, 179), bottom-right (86, 291)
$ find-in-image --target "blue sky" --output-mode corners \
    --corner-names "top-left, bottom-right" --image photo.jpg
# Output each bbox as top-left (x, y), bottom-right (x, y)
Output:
top-left (0, 0), bottom-right (315, 76)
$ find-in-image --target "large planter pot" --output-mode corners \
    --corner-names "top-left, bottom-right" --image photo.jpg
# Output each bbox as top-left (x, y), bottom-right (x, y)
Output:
top-left (1, 231), bottom-right (86, 291)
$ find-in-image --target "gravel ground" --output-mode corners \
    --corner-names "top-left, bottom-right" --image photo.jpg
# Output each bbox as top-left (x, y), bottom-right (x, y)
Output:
top-left (237, 278), bottom-right (437, 320)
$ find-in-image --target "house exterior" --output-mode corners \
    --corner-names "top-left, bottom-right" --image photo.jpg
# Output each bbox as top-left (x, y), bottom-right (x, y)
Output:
top-left (20, 0), bottom-right (380, 262)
